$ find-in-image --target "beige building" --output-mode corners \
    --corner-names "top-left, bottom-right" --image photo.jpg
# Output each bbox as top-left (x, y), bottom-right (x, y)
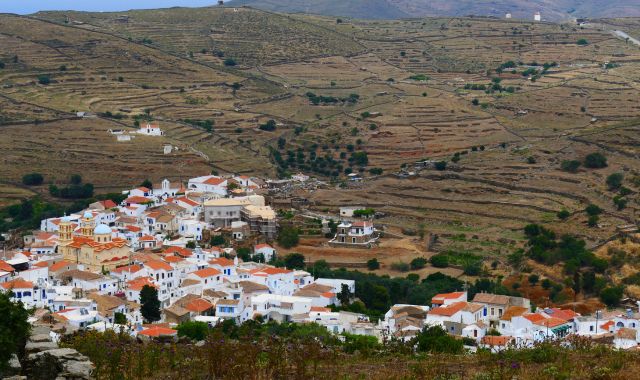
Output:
top-left (59, 211), bottom-right (130, 272)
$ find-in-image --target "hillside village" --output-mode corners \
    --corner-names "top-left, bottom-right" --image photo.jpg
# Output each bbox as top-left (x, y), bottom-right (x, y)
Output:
top-left (0, 173), bottom-right (639, 352)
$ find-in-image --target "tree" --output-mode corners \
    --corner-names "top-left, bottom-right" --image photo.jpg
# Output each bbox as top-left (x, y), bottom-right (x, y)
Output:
top-left (584, 153), bottom-right (607, 169)
top-left (577, 39), bottom-right (589, 45)
top-left (557, 209), bottom-right (571, 220)
top-left (259, 119), bottom-right (277, 131)
top-left (223, 58), bottom-right (237, 66)
top-left (585, 204), bottom-right (602, 216)
top-left (140, 285), bottom-right (161, 323)
top-left (37, 75), bottom-right (50, 85)
top-left (210, 235), bottom-right (226, 246)
top-left (410, 257), bottom-right (427, 270)
top-left (140, 179), bottom-right (153, 189)
top-left (70, 174), bottom-right (83, 185)
top-left (434, 161), bottom-right (447, 171)
top-left (600, 286), bottom-right (623, 308)
top-left (430, 254), bottom-right (449, 268)
top-left (277, 226), bottom-right (299, 248)
top-left (366, 258), bottom-right (380, 271)
top-left (606, 173), bottom-right (624, 191)
top-left (338, 283), bottom-right (351, 305)
top-left (0, 291), bottom-right (31, 373)
top-left (528, 274), bottom-right (539, 285)
top-left (177, 321), bottom-right (209, 341)
top-left (415, 326), bottom-right (464, 354)
top-left (22, 173), bottom-right (43, 186)
top-left (283, 253), bottom-right (305, 269)
top-left (114, 312), bottom-right (127, 325)
top-left (561, 160), bottom-right (581, 173)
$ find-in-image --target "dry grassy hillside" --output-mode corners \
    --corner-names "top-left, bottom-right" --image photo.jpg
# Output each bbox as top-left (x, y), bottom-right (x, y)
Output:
top-left (2, 8), bottom-right (640, 258)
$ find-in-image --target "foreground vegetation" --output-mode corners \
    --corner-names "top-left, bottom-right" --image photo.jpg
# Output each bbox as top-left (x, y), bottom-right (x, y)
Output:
top-left (61, 323), bottom-right (640, 380)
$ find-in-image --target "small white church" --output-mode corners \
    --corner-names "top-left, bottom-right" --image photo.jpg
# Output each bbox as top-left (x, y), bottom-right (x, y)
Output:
top-left (137, 122), bottom-right (164, 136)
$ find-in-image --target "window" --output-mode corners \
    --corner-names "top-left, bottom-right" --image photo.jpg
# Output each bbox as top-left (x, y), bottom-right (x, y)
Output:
top-left (589, 326), bottom-right (594, 332)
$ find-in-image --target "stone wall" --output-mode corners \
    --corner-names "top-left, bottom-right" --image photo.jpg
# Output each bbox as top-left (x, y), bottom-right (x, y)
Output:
top-left (5, 326), bottom-right (94, 380)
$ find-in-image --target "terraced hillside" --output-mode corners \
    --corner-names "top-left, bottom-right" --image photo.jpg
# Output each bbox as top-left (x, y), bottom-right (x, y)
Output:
top-left (34, 7), bottom-right (366, 66)
top-left (2, 8), bottom-right (640, 259)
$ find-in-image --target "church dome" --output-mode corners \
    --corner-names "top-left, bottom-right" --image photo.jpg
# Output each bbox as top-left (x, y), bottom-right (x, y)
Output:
top-left (94, 224), bottom-right (111, 235)
top-left (61, 215), bottom-right (73, 222)
top-left (83, 211), bottom-right (93, 219)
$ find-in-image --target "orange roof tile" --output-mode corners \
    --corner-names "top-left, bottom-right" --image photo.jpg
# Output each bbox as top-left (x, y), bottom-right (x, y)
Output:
top-left (138, 326), bottom-right (177, 337)
top-left (184, 298), bottom-right (213, 313)
top-left (144, 260), bottom-right (172, 272)
top-left (255, 243), bottom-right (273, 250)
top-left (429, 302), bottom-right (467, 317)
top-left (209, 258), bottom-right (235, 267)
top-left (126, 225), bottom-right (142, 232)
top-left (481, 336), bottom-right (514, 346)
top-left (163, 256), bottom-right (184, 263)
top-left (431, 292), bottom-right (466, 304)
top-left (192, 268), bottom-right (221, 278)
top-left (125, 196), bottom-right (151, 204)
top-left (176, 197), bottom-right (199, 207)
top-left (50, 260), bottom-right (73, 272)
top-left (1, 279), bottom-right (34, 289)
top-left (203, 177), bottom-right (225, 186)
top-left (127, 277), bottom-right (157, 291)
top-left (0, 260), bottom-right (15, 273)
top-left (112, 264), bottom-right (143, 274)
top-left (139, 235), bottom-right (156, 242)
top-left (164, 246), bottom-right (192, 257)
top-left (101, 200), bottom-right (118, 209)
top-left (310, 306), bottom-right (331, 312)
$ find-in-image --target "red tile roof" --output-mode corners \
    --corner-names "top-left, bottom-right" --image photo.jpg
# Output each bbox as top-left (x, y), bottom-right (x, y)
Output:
top-left (310, 306), bottom-right (331, 312)
top-left (50, 260), bottom-right (73, 272)
top-left (139, 235), bottom-right (156, 242)
top-left (432, 292), bottom-right (466, 305)
top-left (481, 336), bottom-right (514, 346)
top-left (255, 243), bottom-right (273, 250)
top-left (164, 246), bottom-right (192, 257)
top-left (127, 277), bottom-right (157, 291)
top-left (209, 258), bottom-right (235, 267)
top-left (429, 301), bottom-right (467, 317)
top-left (144, 260), bottom-right (172, 272)
top-left (126, 225), bottom-right (142, 233)
top-left (0, 260), bottom-right (15, 273)
top-left (112, 264), bottom-right (143, 274)
top-left (125, 196), bottom-right (152, 204)
top-left (138, 326), bottom-right (177, 337)
top-left (184, 298), bottom-right (214, 313)
top-left (546, 308), bottom-right (579, 321)
top-left (66, 236), bottom-right (128, 252)
top-left (1, 279), bottom-right (34, 289)
top-left (176, 197), bottom-right (199, 207)
top-left (101, 200), bottom-right (118, 209)
top-left (203, 177), bottom-right (225, 186)
top-left (192, 268), bottom-right (221, 278)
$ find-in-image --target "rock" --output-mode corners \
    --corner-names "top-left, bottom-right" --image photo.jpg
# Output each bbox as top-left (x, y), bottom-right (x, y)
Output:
top-left (25, 340), bottom-right (59, 353)
top-left (3, 376), bottom-right (27, 380)
top-left (62, 359), bottom-right (94, 379)
top-left (30, 334), bottom-right (53, 343)
top-left (31, 326), bottom-right (52, 335)
top-left (5, 353), bottom-right (22, 376)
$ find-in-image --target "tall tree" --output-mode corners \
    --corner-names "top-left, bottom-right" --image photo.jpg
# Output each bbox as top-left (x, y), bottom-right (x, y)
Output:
top-left (0, 291), bottom-right (31, 373)
top-left (338, 283), bottom-right (351, 305)
top-left (140, 285), bottom-right (161, 323)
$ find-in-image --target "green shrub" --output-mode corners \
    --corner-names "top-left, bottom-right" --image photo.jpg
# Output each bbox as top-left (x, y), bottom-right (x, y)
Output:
top-left (223, 58), bottom-right (237, 66)
top-left (577, 39), bottom-right (589, 45)
top-left (557, 209), bottom-right (570, 220)
top-left (606, 173), bottom-right (624, 190)
top-left (366, 258), bottom-right (380, 271)
top-left (391, 262), bottom-right (410, 272)
top-left (177, 321), bottom-right (209, 341)
top-left (561, 160), bottom-right (581, 173)
top-left (430, 254), bottom-right (449, 268)
top-left (22, 173), bottom-right (43, 186)
top-left (37, 74), bottom-right (51, 85)
top-left (584, 153), bottom-right (607, 168)
top-left (410, 257), bottom-right (427, 270)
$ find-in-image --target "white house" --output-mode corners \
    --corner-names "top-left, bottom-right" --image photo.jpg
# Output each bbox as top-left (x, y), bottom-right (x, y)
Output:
top-left (188, 175), bottom-right (228, 196)
top-left (254, 244), bottom-right (276, 262)
top-left (250, 294), bottom-right (312, 323)
top-left (614, 328), bottom-right (638, 350)
top-left (188, 268), bottom-right (222, 289)
top-left (137, 122), bottom-right (163, 136)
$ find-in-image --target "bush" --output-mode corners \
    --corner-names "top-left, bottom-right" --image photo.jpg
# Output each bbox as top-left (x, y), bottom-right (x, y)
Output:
top-left (277, 226), bottom-right (300, 248)
top-left (210, 235), bottom-right (225, 246)
top-left (528, 274), bottom-right (539, 285)
top-left (463, 261), bottom-right (482, 276)
top-left (585, 204), bottom-right (602, 216)
top-left (410, 257), bottom-right (427, 270)
top-left (560, 160), bottom-right (581, 173)
top-left (390, 262), bottom-right (410, 272)
top-left (177, 321), bottom-right (209, 341)
top-left (283, 253), bottom-right (305, 269)
top-left (577, 39), bottom-right (589, 46)
top-left (223, 58), bottom-right (237, 66)
top-left (22, 173), bottom-right (43, 186)
top-left (606, 173), bottom-right (624, 190)
top-left (366, 258), bottom-right (380, 271)
top-left (557, 209), bottom-right (570, 220)
top-left (258, 119), bottom-right (277, 131)
top-left (587, 215), bottom-right (599, 227)
top-left (415, 326), bottom-right (464, 354)
top-left (37, 75), bottom-right (51, 85)
top-left (430, 254), bottom-right (449, 268)
top-left (0, 291), bottom-right (31, 374)
top-left (584, 153), bottom-right (607, 169)
top-left (434, 161), bottom-right (447, 171)
top-left (600, 286), bottom-right (623, 307)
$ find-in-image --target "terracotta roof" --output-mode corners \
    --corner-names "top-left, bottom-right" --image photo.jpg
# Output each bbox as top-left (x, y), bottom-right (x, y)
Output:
top-left (255, 243), bottom-right (273, 250)
top-left (66, 236), bottom-right (128, 252)
top-left (209, 258), bottom-right (235, 267)
top-left (184, 298), bottom-right (214, 313)
top-left (524, 314), bottom-right (568, 328)
top-left (176, 197), bottom-right (199, 207)
top-left (87, 292), bottom-right (125, 315)
top-left (0, 260), bottom-right (15, 273)
top-left (138, 326), bottom-right (177, 337)
top-left (601, 320), bottom-right (614, 330)
top-left (501, 306), bottom-right (529, 321)
top-left (144, 260), bottom-right (172, 272)
top-left (60, 269), bottom-right (104, 281)
top-left (112, 264), bottom-right (143, 274)
top-left (239, 281), bottom-right (269, 293)
top-left (463, 303), bottom-right (485, 313)
top-left (33, 261), bottom-right (49, 268)
top-left (180, 279), bottom-right (201, 287)
top-left (217, 299), bottom-right (239, 306)
top-left (481, 336), bottom-right (514, 346)
top-left (139, 235), bottom-right (156, 242)
top-left (192, 268), bottom-right (221, 278)
top-left (2, 279), bottom-right (34, 289)
top-left (310, 306), bottom-right (331, 312)
top-left (101, 200), bottom-right (118, 209)
top-left (125, 196), bottom-right (152, 204)
top-left (49, 260), bottom-right (73, 272)
top-left (127, 277), bottom-right (157, 291)
top-left (203, 177), bottom-right (225, 186)
top-left (617, 328), bottom-right (637, 340)
top-left (253, 267), bottom-right (291, 276)
top-left (163, 256), bottom-right (184, 263)
top-left (125, 225), bottom-right (142, 232)
top-left (429, 302), bottom-right (467, 317)
top-left (164, 246), bottom-right (192, 257)
top-left (432, 292), bottom-right (466, 305)
top-left (545, 308), bottom-right (579, 321)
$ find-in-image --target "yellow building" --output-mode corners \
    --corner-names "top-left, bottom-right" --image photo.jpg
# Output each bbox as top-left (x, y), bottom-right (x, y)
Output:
top-left (59, 211), bottom-right (130, 272)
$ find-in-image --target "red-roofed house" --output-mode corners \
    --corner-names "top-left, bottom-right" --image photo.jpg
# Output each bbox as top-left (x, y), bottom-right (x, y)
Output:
top-left (138, 325), bottom-right (177, 337)
top-left (431, 292), bottom-right (468, 307)
top-left (188, 175), bottom-right (228, 196)
top-left (427, 302), bottom-right (486, 326)
top-left (510, 313), bottom-right (573, 341)
top-left (188, 268), bottom-right (222, 289)
top-left (1, 279), bottom-right (43, 307)
top-left (209, 257), bottom-right (237, 277)
top-left (111, 264), bottom-right (146, 282)
top-left (254, 243), bottom-right (276, 262)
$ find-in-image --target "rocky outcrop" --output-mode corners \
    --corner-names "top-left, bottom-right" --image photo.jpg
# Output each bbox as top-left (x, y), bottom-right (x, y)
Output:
top-left (20, 326), bottom-right (94, 380)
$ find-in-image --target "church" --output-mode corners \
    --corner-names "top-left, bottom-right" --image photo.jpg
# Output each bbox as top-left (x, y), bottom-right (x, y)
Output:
top-left (59, 211), bottom-right (131, 272)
